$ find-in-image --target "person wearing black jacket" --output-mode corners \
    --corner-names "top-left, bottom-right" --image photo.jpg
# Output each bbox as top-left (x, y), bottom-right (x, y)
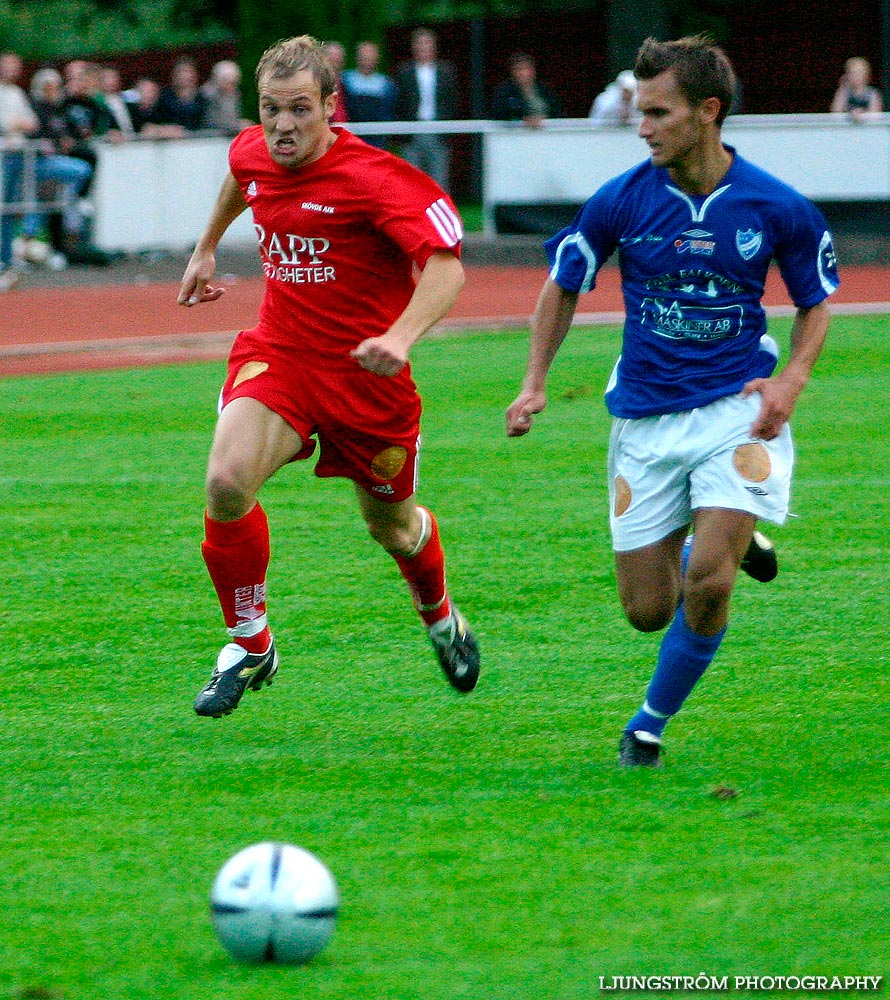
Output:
top-left (491, 52), bottom-right (563, 128)
top-left (394, 28), bottom-right (458, 191)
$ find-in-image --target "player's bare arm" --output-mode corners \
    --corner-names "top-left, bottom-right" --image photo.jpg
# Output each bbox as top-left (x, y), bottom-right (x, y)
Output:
top-left (506, 278), bottom-right (579, 436)
top-left (743, 301), bottom-right (830, 440)
top-left (178, 172), bottom-right (249, 307)
top-left (350, 251), bottom-right (465, 377)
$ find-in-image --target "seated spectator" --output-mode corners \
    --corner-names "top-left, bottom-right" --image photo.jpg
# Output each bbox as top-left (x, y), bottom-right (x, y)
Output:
top-left (62, 60), bottom-right (88, 90)
top-left (322, 41), bottom-right (349, 123)
top-left (589, 70), bottom-right (640, 125)
top-left (123, 76), bottom-right (171, 135)
top-left (341, 41), bottom-right (396, 148)
top-left (202, 60), bottom-right (251, 136)
top-left (25, 66), bottom-right (94, 268)
top-left (491, 52), bottom-right (563, 128)
top-left (99, 65), bottom-right (136, 139)
top-left (155, 57), bottom-right (208, 132)
top-left (0, 50), bottom-right (39, 289)
top-left (831, 57), bottom-right (882, 119)
top-left (64, 62), bottom-right (115, 143)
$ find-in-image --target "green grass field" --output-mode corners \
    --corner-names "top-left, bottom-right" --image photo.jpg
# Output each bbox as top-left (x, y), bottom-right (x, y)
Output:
top-left (1, 315), bottom-right (887, 1000)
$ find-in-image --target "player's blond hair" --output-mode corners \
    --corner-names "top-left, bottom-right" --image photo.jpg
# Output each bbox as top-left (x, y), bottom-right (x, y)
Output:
top-left (634, 35), bottom-right (736, 125)
top-left (255, 35), bottom-right (337, 101)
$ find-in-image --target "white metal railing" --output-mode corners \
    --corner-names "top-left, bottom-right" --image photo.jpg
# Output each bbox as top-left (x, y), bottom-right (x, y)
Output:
top-left (59, 112), bottom-right (890, 250)
top-left (0, 138), bottom-right (72, 217)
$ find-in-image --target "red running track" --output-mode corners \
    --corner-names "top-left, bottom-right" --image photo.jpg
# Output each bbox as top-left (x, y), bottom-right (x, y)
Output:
top-left (1, 264), bottom-right (887, 377)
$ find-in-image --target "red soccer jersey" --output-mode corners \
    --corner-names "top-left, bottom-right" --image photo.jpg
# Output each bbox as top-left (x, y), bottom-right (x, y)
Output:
top-left (229, 125), bottom-right (463, 366)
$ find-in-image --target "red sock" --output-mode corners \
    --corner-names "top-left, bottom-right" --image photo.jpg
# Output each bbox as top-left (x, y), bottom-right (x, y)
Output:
top-left (202, 503), bottom-right (273, 654)
top-left (392, 507), bottom-right (452, 627)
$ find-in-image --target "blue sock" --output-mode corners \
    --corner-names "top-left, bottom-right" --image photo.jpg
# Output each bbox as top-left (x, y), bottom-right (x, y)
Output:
top-left (625, 604), bottom-right (727, 739)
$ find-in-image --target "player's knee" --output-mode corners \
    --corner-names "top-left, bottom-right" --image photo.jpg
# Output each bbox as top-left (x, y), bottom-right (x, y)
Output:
top-left (365, 518), bottom-right (415, 555)
top-left (206, 467), bottom-right (254, 521)
top-left (683, 570), bottom-right (734, 625)
top-left (622, 595), bottom-right (676, 633)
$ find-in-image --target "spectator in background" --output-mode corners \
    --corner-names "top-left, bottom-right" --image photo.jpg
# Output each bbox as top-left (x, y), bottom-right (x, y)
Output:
top-left (831, 57), bottom-right (882, 119)
top-left (0, 50), bottom-right (38, 289)
top-left (64, 62), bottom-right (115, 142)
top-left (25, 66), bottom-right (93, 268)
top-left (203, 59), bottom-right (251, 135)
top-left (394, 28), bottom-right (458, 191)
top-left (491, 52), bottom-right (563, 128)
top-left (62, 60), bottom-right (88, 92)
top-left (123, 76), bottom-right (168, 134)
top-left (99, 65), bottom-right (136, 138)
top-left (341, 41), bottom-right (396, 149)
top-left (322, 41), bottom-right (349, 123)
top-left (58, 61), bottom-right (106, 221)
top-left (589, 70), bottom-right (640, 125)
top-left (156, 57), bottom-right (208, 132)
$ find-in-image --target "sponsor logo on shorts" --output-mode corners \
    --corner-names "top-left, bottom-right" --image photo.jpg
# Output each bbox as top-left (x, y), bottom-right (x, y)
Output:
top-left (371, 446), bottom-right (407, 481)
top-left (370, 483), bottom-right (395, 495)
top-left (744, 486), bottom-right (769, 496)
top-left (733, 442), bottom-right (771, 482)
top-left (613, 475), bottom-right (632, 517)
top-left (233, 361), bottom-right (269, 387)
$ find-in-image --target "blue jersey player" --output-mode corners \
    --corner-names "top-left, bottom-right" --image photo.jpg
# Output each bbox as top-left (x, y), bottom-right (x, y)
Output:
top-left (506, 35), bottom-right (839, 767)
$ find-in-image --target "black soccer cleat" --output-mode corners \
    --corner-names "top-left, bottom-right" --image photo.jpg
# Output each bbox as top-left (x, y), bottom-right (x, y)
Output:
top-left (618, 731), bottom-right (663, 768)
top-left (740, 529), bottom-right (778, 583)
top-left (428, 607), bottom-right (480, 692)
top-left (194, 640), bottom-right (279, 718)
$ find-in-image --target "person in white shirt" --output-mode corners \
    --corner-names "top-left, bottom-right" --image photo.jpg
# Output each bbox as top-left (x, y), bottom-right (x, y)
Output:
top-left (0, 51), bottom-right (39, 288)
top-left (99, 66), bottom-right (136, 138)
top-left (589, 70), bottom-right (641, 126)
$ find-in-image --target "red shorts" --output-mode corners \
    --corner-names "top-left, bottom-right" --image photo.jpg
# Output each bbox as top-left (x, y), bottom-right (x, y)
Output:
top-left (221, 333), bottom-right (423, 502)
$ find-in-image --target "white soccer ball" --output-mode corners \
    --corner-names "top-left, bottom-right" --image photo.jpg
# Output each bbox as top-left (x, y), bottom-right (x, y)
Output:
top-left (210, 842), bottom-right (339, 965)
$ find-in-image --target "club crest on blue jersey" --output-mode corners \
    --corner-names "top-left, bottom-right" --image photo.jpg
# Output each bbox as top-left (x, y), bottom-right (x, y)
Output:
top-left (735, 229), bottom-right (762, 260)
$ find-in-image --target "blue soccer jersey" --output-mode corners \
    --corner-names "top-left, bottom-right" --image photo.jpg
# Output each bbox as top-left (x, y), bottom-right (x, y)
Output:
top-left (545, 147), bottom-right (839, 418)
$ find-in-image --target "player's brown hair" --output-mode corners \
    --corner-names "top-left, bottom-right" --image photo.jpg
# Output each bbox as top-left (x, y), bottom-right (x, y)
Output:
top-left (634, 35), bottom-right (736, 125)
top-left (255, 35), bottom-right (337, 101)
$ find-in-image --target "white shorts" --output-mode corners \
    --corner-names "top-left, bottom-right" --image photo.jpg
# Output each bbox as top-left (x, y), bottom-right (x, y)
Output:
top-left (607, 392), bottom-right (794, 552)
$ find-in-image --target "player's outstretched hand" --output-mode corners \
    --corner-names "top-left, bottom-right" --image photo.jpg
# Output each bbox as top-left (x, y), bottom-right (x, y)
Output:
top-left (506, 389), bottom-right (547, 437)
top-left (177, 250), bottom-right (226, 307)
top-left (350, 336), bottom-right (408, 377)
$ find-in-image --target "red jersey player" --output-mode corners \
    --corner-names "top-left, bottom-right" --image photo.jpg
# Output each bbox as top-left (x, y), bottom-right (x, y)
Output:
top-left (177, 35), bottom-right (479, 717)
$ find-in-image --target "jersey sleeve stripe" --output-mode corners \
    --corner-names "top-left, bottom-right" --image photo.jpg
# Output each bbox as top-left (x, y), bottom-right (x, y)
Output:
top-left (817, 230), bottom-right (840, 297)
top-left (550, 232), bottom-right (598, 293)
top-left (426, 199), bottom-right (463, 246)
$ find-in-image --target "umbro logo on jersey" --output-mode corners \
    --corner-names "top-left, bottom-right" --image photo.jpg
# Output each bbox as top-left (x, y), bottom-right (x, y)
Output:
top-left (246, 181), bottom-right (258, 198)
top-left (426, 199), bottom-right (463, 247)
